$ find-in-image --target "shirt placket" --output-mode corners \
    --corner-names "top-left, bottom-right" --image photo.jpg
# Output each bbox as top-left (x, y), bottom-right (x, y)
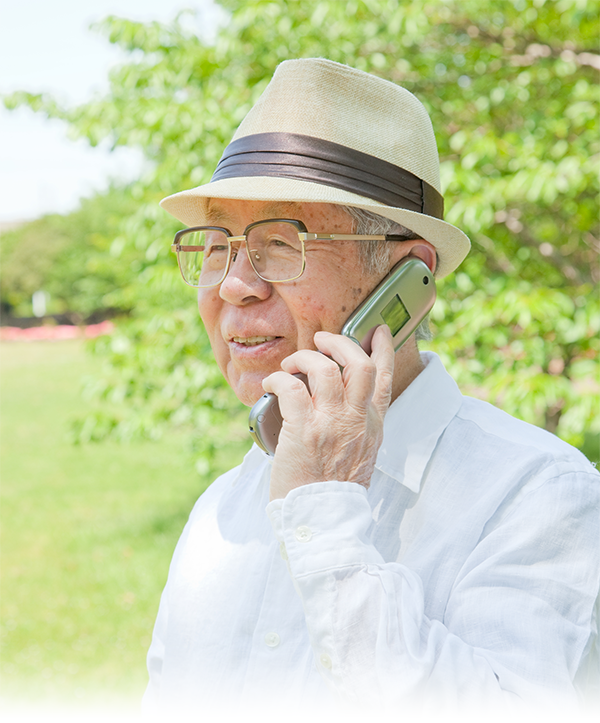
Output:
top-left (239, 537), bottom-right (309, 701)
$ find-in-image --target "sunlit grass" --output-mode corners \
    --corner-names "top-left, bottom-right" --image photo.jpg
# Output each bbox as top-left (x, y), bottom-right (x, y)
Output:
top-left (0, 340), bottom-right (247, 707)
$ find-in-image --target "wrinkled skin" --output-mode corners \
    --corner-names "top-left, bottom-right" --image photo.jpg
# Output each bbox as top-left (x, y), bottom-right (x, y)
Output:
top-left (197, 199), bottom-right (436, 500)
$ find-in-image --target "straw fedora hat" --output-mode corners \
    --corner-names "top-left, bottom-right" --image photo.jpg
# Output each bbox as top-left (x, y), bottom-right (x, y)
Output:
top-left (160, 58), bottom-right (470, 278)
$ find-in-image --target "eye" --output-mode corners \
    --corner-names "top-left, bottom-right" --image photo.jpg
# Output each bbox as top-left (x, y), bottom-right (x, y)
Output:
top-left (247, 222), bottom-right (303, 255)
top-left (204, 233), bottom-right (229, 256)
top-left (269, 237), bottom-right (293, 248)
top-left (263, 233), bottom-right (302, 253)
top-left (206, 243), bottom-right (228, 254)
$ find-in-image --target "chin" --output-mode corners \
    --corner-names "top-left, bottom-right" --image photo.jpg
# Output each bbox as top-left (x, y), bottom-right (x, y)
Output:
top-left (230, 380), bottom-right (267, 408)
top-left (227, 362), bottom-right (283, 407)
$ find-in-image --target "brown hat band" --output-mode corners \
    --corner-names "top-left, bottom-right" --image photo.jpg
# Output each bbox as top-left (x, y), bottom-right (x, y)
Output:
top-left (211, 132), bottom-right (444, 219)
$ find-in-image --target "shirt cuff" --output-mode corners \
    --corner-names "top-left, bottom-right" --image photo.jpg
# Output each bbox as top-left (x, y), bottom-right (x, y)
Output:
top-left (266, 481), bottom-right (385, 578)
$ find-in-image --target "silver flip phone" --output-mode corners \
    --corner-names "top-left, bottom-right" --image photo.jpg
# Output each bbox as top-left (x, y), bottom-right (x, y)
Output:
top-left (341, 257), bottom-right (436, 354)
top-left (248, 258), bottom-right (436, 455)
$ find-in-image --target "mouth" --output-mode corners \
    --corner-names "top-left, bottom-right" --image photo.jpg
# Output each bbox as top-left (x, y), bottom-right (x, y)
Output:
top-left (231, 335), bottom-right (279, 347)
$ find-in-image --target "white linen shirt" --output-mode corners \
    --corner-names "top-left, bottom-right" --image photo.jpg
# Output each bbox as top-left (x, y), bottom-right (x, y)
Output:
top-left (144, 352), bottom-right (599, 715)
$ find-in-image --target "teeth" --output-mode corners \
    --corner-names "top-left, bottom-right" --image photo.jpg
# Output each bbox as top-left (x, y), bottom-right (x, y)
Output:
top-left (233, 336), bottom-right (276, 346)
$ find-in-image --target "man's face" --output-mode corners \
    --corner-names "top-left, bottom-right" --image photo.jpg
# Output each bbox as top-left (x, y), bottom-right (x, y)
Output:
top-left (197, 199), bottom-right (387, 406)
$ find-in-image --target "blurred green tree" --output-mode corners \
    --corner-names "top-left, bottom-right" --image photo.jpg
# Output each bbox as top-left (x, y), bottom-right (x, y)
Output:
top-left (4, 0), bottom-right (599, 468)
top-left (0, 188), bottom-right (138, 320)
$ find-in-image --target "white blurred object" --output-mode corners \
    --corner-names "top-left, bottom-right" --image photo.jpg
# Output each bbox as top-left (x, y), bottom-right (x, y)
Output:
top-left (32, 290), bottom-right (48, 318)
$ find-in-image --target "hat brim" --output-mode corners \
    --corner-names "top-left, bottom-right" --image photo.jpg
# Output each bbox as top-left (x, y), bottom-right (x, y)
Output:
top-left (160, 176), bottom-right (470, 279)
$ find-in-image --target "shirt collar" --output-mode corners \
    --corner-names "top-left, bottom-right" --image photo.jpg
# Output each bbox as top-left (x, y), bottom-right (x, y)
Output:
top-left (375, 351), bottom-right (463, 493)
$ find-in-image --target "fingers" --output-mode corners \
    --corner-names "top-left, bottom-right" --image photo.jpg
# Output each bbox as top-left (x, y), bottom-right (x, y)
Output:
top-left (263, 327), bottom-right (394, 494)
top-left (280, 348), bottom-right (345, 409)
top-left (314, 328), bottom-right (394, 414)
top-left (369, 324), bottom-right (395, 416)
top-left (276, 327), bottom-right (394, 415)
top-left (262, 370), bottom-right (313, 426)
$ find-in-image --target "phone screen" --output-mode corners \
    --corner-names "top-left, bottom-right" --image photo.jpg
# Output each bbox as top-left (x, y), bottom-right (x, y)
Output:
top-left (381, 294), bottom-right (411, 337)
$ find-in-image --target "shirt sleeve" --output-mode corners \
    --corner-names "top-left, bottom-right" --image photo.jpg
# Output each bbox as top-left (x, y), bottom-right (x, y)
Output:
top-left (266, 474), bottom-right (600, 711)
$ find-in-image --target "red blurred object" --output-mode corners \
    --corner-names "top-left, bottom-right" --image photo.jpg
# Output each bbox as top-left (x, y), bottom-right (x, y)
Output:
top-left (0, 320), bottom-right (115, 341)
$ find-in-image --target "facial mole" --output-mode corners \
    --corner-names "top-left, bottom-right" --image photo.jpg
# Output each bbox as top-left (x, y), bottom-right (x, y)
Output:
top-left (352, 288), bottom-right (362, 298)
top-left (341, 305), bottom-right (346, 312)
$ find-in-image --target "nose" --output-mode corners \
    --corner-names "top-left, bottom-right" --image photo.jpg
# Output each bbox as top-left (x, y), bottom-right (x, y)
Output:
top-left (218, 240), bottom-right (272, 305)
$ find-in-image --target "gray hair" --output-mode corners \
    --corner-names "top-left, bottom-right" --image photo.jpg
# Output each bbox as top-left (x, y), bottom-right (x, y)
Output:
top-left (339, 206), bottom-right (433, 343)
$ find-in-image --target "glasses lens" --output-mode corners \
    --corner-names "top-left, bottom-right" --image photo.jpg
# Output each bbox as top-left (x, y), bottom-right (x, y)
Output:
top-left (246, 221), bottom-right (304, 282)
top-left (177, 229), bottom-right (230, 287)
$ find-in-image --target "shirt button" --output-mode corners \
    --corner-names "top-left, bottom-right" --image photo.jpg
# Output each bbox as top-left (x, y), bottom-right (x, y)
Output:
top-left (295, 525), bottom-right (312, 542)
top-left (264, 632), bottom-right (280, 648)
top-left (319, 653), bottom-right (332, 669)
top-left (279, 542), bottom-right (288, 561)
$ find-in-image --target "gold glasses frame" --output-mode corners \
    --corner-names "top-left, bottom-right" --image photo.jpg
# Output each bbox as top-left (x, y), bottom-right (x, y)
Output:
top-left (171, 218), bottom-right (412, 288)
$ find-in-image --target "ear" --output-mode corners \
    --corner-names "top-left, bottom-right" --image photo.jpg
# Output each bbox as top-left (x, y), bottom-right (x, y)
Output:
top-left (408, 241), bottom-right (437, 274)
top-left (391, 239), bottom-right (437, 274)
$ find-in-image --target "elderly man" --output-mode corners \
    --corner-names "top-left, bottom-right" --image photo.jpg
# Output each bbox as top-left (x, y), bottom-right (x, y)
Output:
top-left (144, 59), bottom-right (599, 714)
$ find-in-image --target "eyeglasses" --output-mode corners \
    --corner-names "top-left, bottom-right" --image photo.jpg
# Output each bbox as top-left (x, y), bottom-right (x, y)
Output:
top-left (171, 218), bottom-right (415, 288)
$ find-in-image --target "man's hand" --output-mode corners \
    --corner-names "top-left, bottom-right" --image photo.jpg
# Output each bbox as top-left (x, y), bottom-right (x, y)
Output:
top-left (262, 325), bottom-right (395, 501)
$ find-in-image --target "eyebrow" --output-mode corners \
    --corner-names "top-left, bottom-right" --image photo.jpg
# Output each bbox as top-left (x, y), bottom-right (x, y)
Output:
top-left (205, 200), bottom-right (301, 226)
top-left (204, 202), bottom-right (230, 225)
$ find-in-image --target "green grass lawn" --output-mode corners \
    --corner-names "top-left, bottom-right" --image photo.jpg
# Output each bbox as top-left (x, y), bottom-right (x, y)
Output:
top-left (0, 339), bottom-right (247, 709)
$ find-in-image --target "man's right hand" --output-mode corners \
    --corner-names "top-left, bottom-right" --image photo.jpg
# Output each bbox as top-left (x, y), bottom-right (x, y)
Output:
top-left (262, 325), bottom-right (395, 501)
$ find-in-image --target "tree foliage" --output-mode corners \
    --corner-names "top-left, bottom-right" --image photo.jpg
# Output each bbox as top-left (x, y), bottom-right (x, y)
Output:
top-left (4, 0), bottom-right (599, 468)
top-left (0, 188), bottom-right (138, 320)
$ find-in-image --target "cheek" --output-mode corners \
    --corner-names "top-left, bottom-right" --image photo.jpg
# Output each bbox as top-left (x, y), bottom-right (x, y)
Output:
top-left (288, 287), bottom-right (327, 322)
top-left (299, 296), bottom-right (328, 319)
top-left (286, 288), bottom-right (362, 339)
top-left (285, 268), bottom-right (370, 331)
top-left (197, 289), bottom-right (215, 317)
top-left (281, 284), bottom-right (326, 325)
top-left (197, 292), bottom-right (222, 340)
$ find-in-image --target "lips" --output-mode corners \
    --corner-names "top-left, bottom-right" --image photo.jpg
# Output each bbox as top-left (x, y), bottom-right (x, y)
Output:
top-left (231, 335), bottom-right (278, 346)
